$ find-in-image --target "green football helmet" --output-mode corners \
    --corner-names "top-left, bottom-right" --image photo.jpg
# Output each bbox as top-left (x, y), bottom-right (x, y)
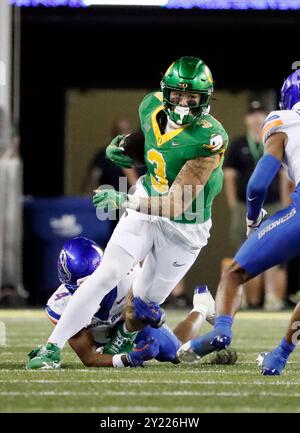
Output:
top-left (161, 56), bottom-right (214, 125)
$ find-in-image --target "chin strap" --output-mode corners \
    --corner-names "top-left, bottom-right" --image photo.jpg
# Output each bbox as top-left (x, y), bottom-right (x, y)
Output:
top-left (170, 105), bottom-right (208, 126)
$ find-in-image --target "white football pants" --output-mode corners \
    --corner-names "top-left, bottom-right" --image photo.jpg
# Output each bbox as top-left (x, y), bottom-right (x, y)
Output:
top-left (49, 179), bottom-right (211, 349)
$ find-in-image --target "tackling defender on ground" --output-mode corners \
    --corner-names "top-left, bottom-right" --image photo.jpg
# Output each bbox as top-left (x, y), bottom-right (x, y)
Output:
top-left (27, 237), bottom-right (237, 369)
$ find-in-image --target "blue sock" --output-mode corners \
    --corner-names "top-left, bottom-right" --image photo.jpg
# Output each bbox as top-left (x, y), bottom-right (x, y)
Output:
top-left (278, 338), bottom-right (296, 360)
top-left (215, 315), bottom-right (233, 336)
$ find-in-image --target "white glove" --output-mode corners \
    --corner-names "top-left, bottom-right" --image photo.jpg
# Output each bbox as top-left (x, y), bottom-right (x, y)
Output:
top-left (246, 208), bottom-right (267, 237)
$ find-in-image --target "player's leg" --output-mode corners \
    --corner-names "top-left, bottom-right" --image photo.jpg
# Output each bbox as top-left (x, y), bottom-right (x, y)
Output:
top-left (186, 202), bottom-right (300, 359)
top-left (128, 279), bottom-right (237, 366)
top-left (175, 286), bottom-right (238, 364)
top-left (118, 240), bottom-right (200, 353)
top-left (129, 215), bottom-right (213, 304)
top-left (122, 287), bottom-right (165, 333)
top-left (102, 295), bottom-right (166, 356)
top-left (125, 220), bottom-right (212, 333)
top-left (176, 262), bottom-right (255, 360)
top-left (174, 312), bottom-right (206, 344)
top-left (263, 265), bottom-right (287, 311)
top-left (129, 225), bottom-right (239, 365)
top-left (132, 286), bottom-right (237, 365)
top-left (123, 292), bottom-right (148, 332)
top-left (178, 260), bottom-right (248, 359)
top-left (27, 211), bottom-right (155, 369)
top-left (217, 204), bottom-right (300, 318)
top-left (174, 286), bottom-right (215, 343)
top-left (27, 243), bottom-right (137, 369)
top-left (49, 208), bottom-right (154, 346)
top-left (132, 241), bottom-right (200, 306)
top-left (258, 301), bottom-right (300, 375)
top-left (137, 323), bottom-right (237, 366)
top-left (243, 275), bottom-right (263, 308)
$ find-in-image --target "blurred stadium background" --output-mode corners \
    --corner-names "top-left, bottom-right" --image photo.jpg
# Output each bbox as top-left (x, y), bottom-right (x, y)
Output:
top-left (1, 0), bottom-right (300, 306)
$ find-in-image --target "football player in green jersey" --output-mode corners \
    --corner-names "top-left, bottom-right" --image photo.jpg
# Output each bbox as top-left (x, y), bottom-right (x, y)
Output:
top-left (34, 57), bottom-right (229, 365)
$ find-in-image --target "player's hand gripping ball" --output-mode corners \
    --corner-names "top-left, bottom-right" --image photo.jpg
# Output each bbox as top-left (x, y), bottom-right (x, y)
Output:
top-left (105, 132), bottom-right (145, 168)
top-left (105, 135), bottom-right (134, 168)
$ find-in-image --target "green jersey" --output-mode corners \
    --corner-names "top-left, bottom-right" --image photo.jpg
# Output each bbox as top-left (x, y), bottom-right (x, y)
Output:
top-left (139, 92), bottom-right (229, 224)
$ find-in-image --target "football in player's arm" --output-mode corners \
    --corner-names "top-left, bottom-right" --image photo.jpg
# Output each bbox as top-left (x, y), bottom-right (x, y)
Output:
top-left (95, 91), bottom-right (228, 222)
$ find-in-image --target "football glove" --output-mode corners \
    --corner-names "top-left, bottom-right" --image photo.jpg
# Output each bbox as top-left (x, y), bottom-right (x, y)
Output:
top-left (126, 338), bottom-right (159, 367)
top-left (133, 297), bottom-right (165, 328)
top-left (246, 208), bottom-right (267, 237)
top-left (105, 135), bottom-right (134, 168)
top-left (93, 189), bottom-right (129, 211)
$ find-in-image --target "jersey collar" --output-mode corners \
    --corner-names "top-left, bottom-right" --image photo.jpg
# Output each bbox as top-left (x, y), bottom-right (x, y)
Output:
top-left (151, 105), bottom-right (188, 146)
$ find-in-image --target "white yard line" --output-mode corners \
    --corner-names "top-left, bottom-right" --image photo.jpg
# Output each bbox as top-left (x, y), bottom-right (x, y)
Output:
top-left (0, 368), bottom-right (295, 374)
top-left (1, 390), bottom-right (300, 397)
top-left (1, 406), bottom-right (294, 413)
top-left (0, 405), bottom-right (243, 412)
top-left (0, 379), bottom-right (299, 385)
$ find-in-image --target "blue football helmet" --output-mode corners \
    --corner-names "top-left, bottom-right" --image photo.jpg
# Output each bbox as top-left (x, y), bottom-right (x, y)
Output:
top-left (57, 237), bottom-right (103, 293)
top-left (280, 69), bottom-right (300, 110)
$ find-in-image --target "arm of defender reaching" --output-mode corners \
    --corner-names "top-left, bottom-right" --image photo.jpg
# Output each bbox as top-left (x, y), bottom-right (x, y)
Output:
top-left (68, 329), bottom-right (116, 367)
top-left (69, 331), bottom-right (159, 368)
top-left (93, 155), bottom-right (220, 218)
top-left (246, 132), bottom-right (286, 231)
top-left (47, 300), bottom-right (159, 368)
top-left (45, 290), bottom-right (119, 367)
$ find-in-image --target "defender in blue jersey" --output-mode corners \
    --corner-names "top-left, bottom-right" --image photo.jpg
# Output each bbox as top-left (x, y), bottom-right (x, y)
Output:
top-left (177, 69), bottom-right (300, 375)
top-left (27, 237), bottom-right (164, 369)
top-left (28, 237), bottom-right (237, 369)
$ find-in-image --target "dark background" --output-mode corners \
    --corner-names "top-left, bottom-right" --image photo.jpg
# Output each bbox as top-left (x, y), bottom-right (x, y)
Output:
top-left (19, 6), bottom-right (300, 196)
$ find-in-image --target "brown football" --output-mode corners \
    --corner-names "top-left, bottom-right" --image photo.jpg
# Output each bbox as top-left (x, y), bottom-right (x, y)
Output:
top-left (119, 131), bottom-right (145, 165)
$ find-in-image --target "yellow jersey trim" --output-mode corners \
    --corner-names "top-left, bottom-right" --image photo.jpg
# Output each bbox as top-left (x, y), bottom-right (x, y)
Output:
top-left (151, 105), bottom-right (188, 146)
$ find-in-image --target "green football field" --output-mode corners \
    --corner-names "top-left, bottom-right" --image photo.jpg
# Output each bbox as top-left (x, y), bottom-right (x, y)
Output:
top-left (0, 309), bottom-right (299, 413)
